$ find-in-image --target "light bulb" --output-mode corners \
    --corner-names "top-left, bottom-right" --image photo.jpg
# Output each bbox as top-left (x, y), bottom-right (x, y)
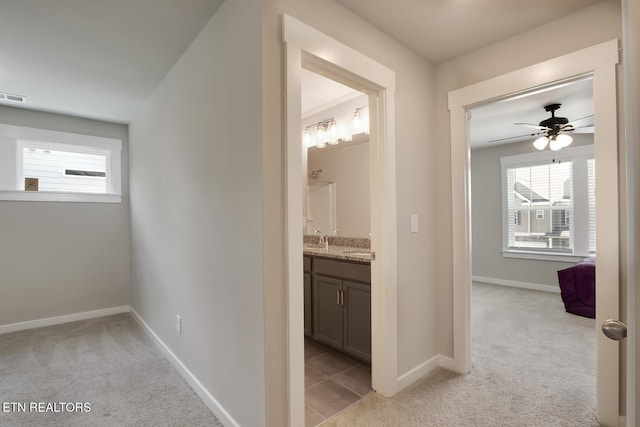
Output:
top-left (330, 120), bottom-right (337, 137)
top-left (316, 125), bottom-right (324, 140)
top-left (533, 136), bottom-right (549, 150)
top-left (353, 111), bottom-right (361, 131)
top-left (303, 130), bottom-right (311, 146)
top-left (556, 133), bottom-right (573, 148)
top-left (549, 137), bottom-right (562, 151)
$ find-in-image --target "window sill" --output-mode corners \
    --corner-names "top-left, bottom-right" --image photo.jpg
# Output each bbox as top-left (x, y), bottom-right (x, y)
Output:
top-left (502, 250), bottom-right (588, 263)
top-left (0, 190), bottom-right (122, 203)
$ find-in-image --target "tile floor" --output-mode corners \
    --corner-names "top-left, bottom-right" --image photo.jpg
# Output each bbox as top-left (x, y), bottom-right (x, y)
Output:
top-left (304, 338), bottom-right (372, 426)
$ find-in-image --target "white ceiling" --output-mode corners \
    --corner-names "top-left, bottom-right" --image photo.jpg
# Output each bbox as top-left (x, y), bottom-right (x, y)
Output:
top-left (301, 69), bottom-right (362, 118)
top-left (0, 0), bottom-right (223, 124)
top-left (335, 0), bottom-right (603, 64)
top-left (0, 0), bottom-right (601, 128)
top-left (469, 77), bottom-right (594, 149)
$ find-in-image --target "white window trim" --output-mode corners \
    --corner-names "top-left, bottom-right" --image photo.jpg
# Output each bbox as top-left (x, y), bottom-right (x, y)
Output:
top-left (0, 124), bottom-right (122, 203)
top-left (500, 144), bottom-right (594, 261)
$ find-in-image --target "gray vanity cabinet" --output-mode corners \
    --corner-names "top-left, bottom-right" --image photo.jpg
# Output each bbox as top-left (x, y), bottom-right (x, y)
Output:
top-left (312, 275), bottom-right (344, 349)
top-left (310, 256), bottom-right (371, 363)
top-left (342, 280), bottom-right (371, 362)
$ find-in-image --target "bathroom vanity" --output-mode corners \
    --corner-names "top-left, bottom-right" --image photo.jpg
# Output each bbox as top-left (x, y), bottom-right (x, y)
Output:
top-left (303, 248), bottom-right (371, 363)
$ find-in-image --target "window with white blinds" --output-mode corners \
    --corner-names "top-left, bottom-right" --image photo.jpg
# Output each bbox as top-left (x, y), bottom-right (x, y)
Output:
top-left (588, 158), bottom-right (596, 253)
top-left (501, 145), bottom-right (595, 258)
top-left (506, 161), bottom-right (573, 252)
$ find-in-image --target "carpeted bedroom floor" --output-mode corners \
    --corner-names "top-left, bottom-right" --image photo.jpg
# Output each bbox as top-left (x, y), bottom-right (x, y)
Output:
top-left (0, 313), bottom-right (222, 427)
top-left (322, 282), bottom-right (597, 426)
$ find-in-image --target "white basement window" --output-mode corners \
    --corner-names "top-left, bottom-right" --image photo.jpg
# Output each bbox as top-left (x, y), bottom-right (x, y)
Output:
top-left (0, 124), bottom-right (122, 203)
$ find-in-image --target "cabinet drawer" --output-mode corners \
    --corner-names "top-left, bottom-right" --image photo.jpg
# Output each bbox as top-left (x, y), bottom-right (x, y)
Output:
top-left (314, 258), bottom-right (370, 283)
top-left (303, 256), bottom-right (311, 272)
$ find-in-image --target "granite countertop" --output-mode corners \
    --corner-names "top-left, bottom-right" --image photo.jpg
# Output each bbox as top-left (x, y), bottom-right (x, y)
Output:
top-left (303, 244), bottom-right (371, 263)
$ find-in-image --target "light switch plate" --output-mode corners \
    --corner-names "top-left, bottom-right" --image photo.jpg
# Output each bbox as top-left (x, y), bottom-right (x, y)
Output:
top-left (411, 214), bottom-right (418, 233)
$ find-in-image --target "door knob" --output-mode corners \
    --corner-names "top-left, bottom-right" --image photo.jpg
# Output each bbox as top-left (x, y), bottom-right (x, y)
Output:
top-left (602, 319), bottom-right (627, 341)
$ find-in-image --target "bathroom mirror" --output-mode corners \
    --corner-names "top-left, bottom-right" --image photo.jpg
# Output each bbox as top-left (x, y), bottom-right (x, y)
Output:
top-left (306, 182), bottom-right (336, 235)
top-left (306, 138), bottom-right (370, 238)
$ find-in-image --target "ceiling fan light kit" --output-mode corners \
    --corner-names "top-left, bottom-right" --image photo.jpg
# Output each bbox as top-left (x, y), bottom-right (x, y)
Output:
top-left (533, 136), bottom-right (549, 150)
top-left (515, 103), bottom-right (588, 151)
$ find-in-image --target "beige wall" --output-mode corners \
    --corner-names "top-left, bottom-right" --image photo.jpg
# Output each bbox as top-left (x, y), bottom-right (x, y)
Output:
top-left (0, 106), bottom-right (129, 326)
top-left (129, 1), bottom-right (265, 425)
top-left (434, 0), bottom-right (623, 358)
top-left (263, 1), bottom-right (438, 424)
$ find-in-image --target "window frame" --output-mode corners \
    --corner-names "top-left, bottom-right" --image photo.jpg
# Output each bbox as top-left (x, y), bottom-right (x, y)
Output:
top-left (500, 144), bottom-right (594, 262)
top-left (0, 124), bottom-right (122, 203)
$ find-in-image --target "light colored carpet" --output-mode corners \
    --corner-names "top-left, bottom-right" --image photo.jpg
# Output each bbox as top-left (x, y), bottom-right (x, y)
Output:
top-left (322, 282), bottom-right (598, 426)
top-left (0, 313), bottom-right (222, 427)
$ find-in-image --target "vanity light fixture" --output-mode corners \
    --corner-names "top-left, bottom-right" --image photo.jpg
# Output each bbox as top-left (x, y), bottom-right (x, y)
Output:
top-left (328, 119), bottom-right (339, 145)
top-left (353, 105), bottom-right (368, 134)
top-left (303, 117), bottom-right (340, 149)
top-left (302, 105), bottom-right (370, 149)
top-left (353, 110), bottom-right (361, 131)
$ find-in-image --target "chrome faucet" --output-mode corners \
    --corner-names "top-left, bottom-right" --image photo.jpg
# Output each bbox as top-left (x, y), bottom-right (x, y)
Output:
top-left (332, 229), bottom-right (340, 237)
top-left (314, 230), bottom-right (329, 251)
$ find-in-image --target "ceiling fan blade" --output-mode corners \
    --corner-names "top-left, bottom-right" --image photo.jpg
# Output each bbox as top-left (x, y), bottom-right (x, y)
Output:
top-left (571, 126), bottom-right (595, 134)
top-left (565, 115), bottom-right (594, 127)
top-left (489, 132), bottom-right (543, 143)
top-left (514, 122), bottom-right (548, 131)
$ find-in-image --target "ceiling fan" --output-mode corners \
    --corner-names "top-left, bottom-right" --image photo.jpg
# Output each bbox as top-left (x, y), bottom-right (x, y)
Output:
top-left (491, 103), bottom-right (594, 151)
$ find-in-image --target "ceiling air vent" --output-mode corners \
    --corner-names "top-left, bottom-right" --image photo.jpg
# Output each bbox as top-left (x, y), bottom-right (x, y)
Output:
top-left (0, 92), bottom-right (27, 103)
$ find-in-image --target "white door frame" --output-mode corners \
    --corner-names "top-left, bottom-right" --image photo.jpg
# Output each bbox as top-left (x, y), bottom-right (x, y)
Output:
top-left (282, 15), bottom-right (398, 426)
top-left (448, 40), bottom-right (620, 425)
top-left (622, 1), bottom-right (639, 425)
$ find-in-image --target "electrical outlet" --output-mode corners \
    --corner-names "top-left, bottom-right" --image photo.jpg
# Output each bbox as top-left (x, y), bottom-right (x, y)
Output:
top-left (176, 315), bottom-right (182, 335)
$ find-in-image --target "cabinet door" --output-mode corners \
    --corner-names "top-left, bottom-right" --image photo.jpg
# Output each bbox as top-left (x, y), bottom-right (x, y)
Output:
top-left (343, 280), bottom-right (371, 363)
top-left (312, 275), bottom-right (343, 349)
top-left (304, 273), bottom-right (312, 337)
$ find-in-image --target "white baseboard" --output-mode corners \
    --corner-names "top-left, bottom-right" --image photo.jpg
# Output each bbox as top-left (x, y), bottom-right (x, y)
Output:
top-left (130, 308), bottom-right (238, 427)
top-left (472, 275), bottom-right (560, 294)
top-left (0, 305), bottom-right (130, 335)
top-left (395, 354), bottom-right (440, 392)
top-left (394, 354), bottom-right (463, 393)
top-left (437, 355), bottom-right (457, 371)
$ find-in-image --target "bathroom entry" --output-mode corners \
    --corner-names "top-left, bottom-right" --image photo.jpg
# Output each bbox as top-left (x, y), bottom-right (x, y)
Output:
top-left (301, 69), bottom-right (373, 425)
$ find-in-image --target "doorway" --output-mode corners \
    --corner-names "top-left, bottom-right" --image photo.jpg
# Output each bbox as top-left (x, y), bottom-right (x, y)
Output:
top-left (282, 14), bottom-right (398, 427)
top-left (449, 40), bottom-right (620, 425)
top-left (467, 76), bottom-right (598, 420)
top-left (301, 69), bottom-right (373, 425)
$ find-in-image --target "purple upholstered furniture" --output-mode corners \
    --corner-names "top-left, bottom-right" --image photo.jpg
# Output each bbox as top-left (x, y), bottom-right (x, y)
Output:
top-left (557, 256), bottom-right (595, 318)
